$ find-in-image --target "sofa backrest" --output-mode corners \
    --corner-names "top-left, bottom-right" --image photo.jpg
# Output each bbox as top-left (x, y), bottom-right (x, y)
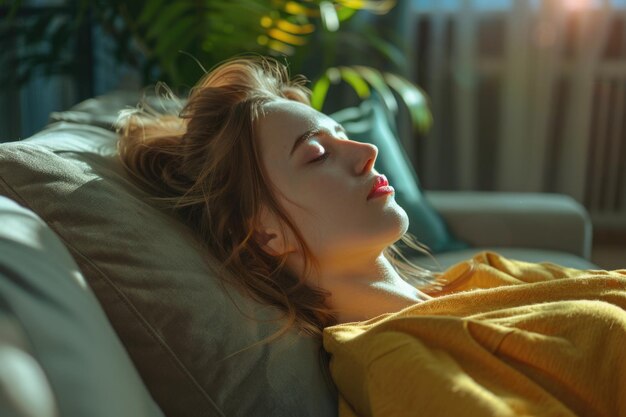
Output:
top-left (0, 91), bottom-right (337, 417)
top-left (0, 195), bottom-right (165, 417)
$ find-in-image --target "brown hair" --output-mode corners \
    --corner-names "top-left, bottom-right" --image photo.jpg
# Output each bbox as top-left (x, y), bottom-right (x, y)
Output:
top-left (115, 55), bottom-right (435, 344)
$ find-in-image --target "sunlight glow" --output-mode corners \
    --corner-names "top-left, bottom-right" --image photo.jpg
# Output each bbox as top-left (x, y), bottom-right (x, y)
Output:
top-left (267, 28), bottom-right (308, 45)
top-left (260, 16), bottom-right (273, 28)
top-left (269, 40), bottom-right (295, 55)
top-left (320, 1), bottom-right (340, 32)
top-left (411, 0), bottom-right (626, 12)
top-left (285, 1), bottom-right (319, 17)
top-left (337, 0), bottom-right (396, 14)
top-left (563, 0), bottom-right (592, 10)
top-left (277, 19), bottom-right (315, 34)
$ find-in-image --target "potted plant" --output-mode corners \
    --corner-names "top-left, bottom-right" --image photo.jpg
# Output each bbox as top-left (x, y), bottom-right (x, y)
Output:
top-left (2, 0), bottom-right (431, 131)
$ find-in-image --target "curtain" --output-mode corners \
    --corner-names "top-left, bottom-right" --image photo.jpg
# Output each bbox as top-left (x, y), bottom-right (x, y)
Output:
top-left (408, 0), bottom-right (626, 227)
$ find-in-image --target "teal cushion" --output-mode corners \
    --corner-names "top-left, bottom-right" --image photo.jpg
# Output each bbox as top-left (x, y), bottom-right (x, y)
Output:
top-left (330, 98), bottom-right (468, 254)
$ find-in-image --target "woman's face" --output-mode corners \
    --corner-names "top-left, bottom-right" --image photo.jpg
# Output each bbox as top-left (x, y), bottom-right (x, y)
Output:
top-left (256, 98), bottom-right (409, 267)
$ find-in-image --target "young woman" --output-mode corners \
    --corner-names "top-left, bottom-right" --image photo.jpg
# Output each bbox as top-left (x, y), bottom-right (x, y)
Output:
top-left (116, 56), bottom-right (626, 416)
top-left (116, 55), bottom-right (434, 332)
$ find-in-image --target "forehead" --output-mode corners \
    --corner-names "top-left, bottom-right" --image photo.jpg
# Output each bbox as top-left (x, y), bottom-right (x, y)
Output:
top-left (256, 99), bottom-right (336, 155)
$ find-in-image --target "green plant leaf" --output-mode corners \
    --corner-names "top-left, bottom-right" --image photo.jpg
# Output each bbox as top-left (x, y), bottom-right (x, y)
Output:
top-left (5, 0), bottom-right (408, 102)
top-left (338, 66), bottom-right (370, 99)
top-left (383, 72), bottom-right (432, 133)
top-left (153, 16), bottom-right (195, 58)
top-left (137, 0), bottom-right (166, 26)
top-left (4, 0), bottom-right (23, 21)
top-left (352, 65), bottom-right (397, 113)
top-left (145, 2), bottom-right (193, 40)
top-left (49, 18), bottom-right (75, 56)
top-left (361, 25), bottom-right (406, 71)
top-left (336, 5), bottom-right (357, 21)
top-left (23, 10), bottom-right (56, 44)
top-left (311, 73), bottom-right (331, 110)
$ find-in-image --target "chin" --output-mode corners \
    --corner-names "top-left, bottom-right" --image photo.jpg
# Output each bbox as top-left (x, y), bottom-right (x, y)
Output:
top-left (392, 203), bottom-right (410, 236)
top-left (380, 208), bottom-right (409, 247)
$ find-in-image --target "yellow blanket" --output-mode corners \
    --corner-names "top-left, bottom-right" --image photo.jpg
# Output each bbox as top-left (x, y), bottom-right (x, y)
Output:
top-left (323, 251), bottom-right (626, 417)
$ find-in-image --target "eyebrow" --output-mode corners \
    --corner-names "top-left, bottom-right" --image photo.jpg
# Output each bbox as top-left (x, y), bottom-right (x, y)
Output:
top-left (289, 125), bottom-right (347, 158)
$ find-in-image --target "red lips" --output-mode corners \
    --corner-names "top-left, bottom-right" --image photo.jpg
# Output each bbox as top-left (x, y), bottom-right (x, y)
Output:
top-left (367, 174), bottom-right (394, 200)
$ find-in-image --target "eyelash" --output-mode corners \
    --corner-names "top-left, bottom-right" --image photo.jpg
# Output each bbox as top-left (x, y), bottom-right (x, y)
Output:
top-left (308, 131), bottom-right (350, 164)
top-left (310, 152), bottom-right (330, 163)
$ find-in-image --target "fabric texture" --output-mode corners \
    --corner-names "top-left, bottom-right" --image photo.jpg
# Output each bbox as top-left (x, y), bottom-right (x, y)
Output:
top-left (0, 118), bottom-right (337, 417)
top-left (323, 251), bottom-right (626, 417)
top-left (413, 247), bottom-right (597, 272)
top-left (0, 196), bottom-right (164, 417)
top-left (330, 97), bottom-right (468, 254)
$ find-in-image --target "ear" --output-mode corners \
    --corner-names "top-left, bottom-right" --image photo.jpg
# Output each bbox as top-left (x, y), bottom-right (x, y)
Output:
top-left (253, 228), bottom-right (289, 256)
top-left (252, 206), bottom-right (296, 257)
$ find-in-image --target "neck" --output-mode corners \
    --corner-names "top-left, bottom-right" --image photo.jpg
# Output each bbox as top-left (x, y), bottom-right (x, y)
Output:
top-left (288, 251), bottom-right (432, 324)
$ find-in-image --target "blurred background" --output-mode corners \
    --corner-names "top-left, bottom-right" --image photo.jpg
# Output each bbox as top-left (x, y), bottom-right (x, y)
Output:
top-left (1, 0), bottom-right (624, 266)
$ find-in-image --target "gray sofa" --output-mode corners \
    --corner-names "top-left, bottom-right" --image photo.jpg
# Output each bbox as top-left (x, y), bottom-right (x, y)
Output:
top-left (0, 90), bottom-right (597, 417)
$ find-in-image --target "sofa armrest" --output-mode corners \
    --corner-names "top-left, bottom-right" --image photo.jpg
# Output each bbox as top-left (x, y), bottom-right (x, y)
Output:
top-left (424, 191), bottom-right (593, 260)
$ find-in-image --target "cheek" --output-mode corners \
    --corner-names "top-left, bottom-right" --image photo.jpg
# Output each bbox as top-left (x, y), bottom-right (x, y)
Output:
top-left (284, 172), bottom-right (338, 203)
top-left (277, 183), bottom-right (340, 238)
top-left (308, 188), bottom-right (364, 235)
top-left (270, 170), bottom-right (359, 237)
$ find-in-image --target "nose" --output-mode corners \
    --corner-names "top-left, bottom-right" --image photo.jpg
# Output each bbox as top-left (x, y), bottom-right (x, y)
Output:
top-left (353, 141), bottom-right (378, 175)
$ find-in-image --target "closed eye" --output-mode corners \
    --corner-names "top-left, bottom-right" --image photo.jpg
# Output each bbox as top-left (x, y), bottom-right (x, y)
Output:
top-left (310, 152), bottom-right (330, 163)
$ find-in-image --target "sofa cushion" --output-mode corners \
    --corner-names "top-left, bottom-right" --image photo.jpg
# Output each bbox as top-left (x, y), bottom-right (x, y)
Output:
top-left (0, 117), bottom-right (337, 416)
top-left (330, 97), bottom-right (469, 253)
top-left (0, 196), bottom-right (164, 417)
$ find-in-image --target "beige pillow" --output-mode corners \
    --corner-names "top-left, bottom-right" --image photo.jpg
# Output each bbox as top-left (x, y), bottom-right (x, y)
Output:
top-left (0, 102), bottom-right (337, 417)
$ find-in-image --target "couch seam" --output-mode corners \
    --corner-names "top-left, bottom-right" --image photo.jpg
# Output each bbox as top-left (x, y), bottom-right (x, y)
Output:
top-left (73, 256), bottom-right (225, 417)
top-left (0, 176), bottom-right (30, 209)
